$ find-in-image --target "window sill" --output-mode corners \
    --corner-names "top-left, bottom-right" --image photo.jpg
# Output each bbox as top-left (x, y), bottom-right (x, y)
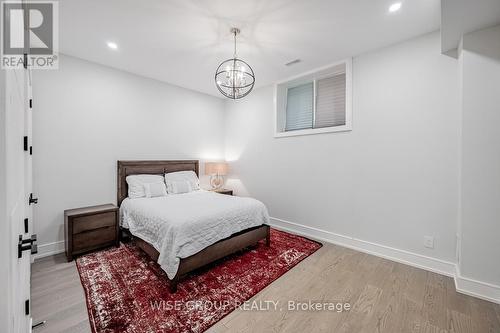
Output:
top-left (274, 125), bottom-right (352, 138)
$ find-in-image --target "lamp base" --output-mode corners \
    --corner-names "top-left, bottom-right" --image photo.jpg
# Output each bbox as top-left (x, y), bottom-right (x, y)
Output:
top-left (210, 174), bottom-right (224, 190)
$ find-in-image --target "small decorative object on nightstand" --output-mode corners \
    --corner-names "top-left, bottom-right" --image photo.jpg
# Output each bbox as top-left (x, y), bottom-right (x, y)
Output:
top-left (205, 162), bottom-right (228, 190)
top-left (64, 204), bottom-right (119, 262)
top-left (214, 189), bottom-right (233, 196)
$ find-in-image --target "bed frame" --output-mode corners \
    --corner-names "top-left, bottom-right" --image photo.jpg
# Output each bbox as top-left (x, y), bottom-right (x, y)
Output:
top-left (117, 160), bottom-right (270, 292)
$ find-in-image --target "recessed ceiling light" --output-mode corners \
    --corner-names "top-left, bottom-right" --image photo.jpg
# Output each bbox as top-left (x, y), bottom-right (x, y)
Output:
top-left (107, 41), bottom-right (118, 50)
top-left (388, 2), bottom-right (402, 13)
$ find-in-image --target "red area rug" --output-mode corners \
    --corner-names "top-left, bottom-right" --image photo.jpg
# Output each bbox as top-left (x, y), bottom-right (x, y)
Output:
top-left (76, 228), bottom-right (321, 333)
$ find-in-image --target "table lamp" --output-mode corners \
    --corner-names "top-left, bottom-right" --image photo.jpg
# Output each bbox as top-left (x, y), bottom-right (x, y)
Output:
top-left (204, 162), bottom-right (229, 190)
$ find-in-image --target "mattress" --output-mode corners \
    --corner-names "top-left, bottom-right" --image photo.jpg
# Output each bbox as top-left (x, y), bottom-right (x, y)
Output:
top-left (120, 190), bottom-right (270, 279)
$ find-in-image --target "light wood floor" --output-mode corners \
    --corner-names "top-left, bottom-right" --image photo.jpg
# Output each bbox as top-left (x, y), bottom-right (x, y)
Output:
top-left (32, 243), bottom-right (500, 333)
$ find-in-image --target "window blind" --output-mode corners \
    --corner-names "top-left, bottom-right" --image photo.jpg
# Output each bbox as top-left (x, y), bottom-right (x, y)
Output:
top-left (285, 82), bottom-right (313, 131)
top-left (314, 73), bottom-right (346, 128)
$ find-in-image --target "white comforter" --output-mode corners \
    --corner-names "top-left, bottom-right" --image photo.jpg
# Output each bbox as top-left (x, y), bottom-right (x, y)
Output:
top-left (120, 190), bottom-right (269, 279)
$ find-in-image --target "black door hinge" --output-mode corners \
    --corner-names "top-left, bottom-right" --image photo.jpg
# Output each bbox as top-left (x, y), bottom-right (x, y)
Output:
top-left (28, 193), bottom-right (38, 205)
top-left (18, 234), bottom-right (37, 258)
top-left (24, 218), bottom-right (28, 233)
top-left (23, 136), bottom-right (28, 151)
top-left (23, 53), bottom-right (28, 69)
top-left (25, 299), bottom-right (29, 315)
top-left (29, 99), bottom-right (32, 109)
top-left (30, 146), bottom-right (32, 155)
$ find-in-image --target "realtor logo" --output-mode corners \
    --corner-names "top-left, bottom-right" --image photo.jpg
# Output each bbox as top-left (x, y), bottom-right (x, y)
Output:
top-left (1, 1), bottom-right (58, 69)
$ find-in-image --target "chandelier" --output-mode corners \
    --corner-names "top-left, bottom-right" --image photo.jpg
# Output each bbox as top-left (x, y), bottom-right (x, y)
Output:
top-left (215, 28), bottom-right (255, 99)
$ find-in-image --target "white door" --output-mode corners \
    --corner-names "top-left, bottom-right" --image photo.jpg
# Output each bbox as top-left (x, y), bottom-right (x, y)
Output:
top-left (4, 65), bottom-right (34, 332)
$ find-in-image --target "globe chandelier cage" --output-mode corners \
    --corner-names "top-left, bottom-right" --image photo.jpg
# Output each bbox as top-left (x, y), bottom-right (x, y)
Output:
top-left (215, 28), bottom-right (255, 99)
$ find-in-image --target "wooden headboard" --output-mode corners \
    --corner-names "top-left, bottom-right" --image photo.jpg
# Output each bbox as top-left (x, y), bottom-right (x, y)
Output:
top-left (117, 160), bottom-right (199, 205)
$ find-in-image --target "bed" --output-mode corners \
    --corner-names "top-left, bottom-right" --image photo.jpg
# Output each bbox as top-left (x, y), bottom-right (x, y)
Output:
top-left (117, 160), bottom-right (270, 292)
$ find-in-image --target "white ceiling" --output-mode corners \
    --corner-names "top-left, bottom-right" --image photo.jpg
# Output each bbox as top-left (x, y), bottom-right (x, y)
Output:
top-left (441, 0), bottom-right (500, 55)
top-left (59, 0), bottom-right (441, 98)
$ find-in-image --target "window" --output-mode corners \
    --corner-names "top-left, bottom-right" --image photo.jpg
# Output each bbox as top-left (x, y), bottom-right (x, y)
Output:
top-left (275, 59), bottom-right (352, 137)
top-left (285, 82), bottom-right (314, 131)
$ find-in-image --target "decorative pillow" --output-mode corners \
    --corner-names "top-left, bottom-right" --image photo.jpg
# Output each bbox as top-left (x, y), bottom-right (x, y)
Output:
top-left (169, 180), bottom-right (193, 194)
top-left (144, 182), bottom-right (168, 198)
top-left (126, 174), bottom-right (165, 199)
top-left (164, 171), bottom-right (200, 194)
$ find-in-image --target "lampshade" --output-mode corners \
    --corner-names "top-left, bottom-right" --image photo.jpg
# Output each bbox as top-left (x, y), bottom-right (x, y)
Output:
top-left (205, 162), bottom-right (228, 176)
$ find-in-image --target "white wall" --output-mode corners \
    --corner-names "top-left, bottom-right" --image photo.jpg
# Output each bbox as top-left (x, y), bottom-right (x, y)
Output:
top-left (225, 32), bottom-right (460, 264)
top-left (32, 55), bottom-right (226, 253)
top-left (459, 25), bottom-right (500, 287)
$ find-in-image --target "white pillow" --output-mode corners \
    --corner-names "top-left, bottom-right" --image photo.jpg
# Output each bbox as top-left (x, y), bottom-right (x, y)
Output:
top-left (144, 182), bottom-right (168, 198)
top-left (126, 174), bottom-right (165, 199)
top-left (169, 180), bottom-right (193, 194)
top-left (164, 171), bottom-right (200, 194)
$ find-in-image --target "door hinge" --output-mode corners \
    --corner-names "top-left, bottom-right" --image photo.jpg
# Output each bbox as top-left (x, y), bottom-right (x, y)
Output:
top-left (30, 146), bottom-right (32, 155)
top-left (29, 99), bottom-right (33, 109)
top-left (18, 234), bottom-right (37, 258)
top-left (23, 136), bottom-right (28, 151)
top-left (28, 193), bottom-right (38, 205)
top-left (23, 53), bottom-right (28, 69)
top-left (24, 218), bottom-right (28, 233)
top-left (25, 299), bottom-right (29, 315)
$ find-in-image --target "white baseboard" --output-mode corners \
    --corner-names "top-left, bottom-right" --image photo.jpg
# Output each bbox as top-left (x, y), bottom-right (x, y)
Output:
top-left (270, 217), bottom-right (500, 304)
top-left (269, 217), bottom-right (456, 277)
top-left (34, 240), bottom-right (65, 260)
top-left (454, 266), bottom-right (500, 304)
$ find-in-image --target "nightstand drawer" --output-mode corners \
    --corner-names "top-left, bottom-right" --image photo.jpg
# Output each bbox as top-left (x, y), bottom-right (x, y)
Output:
top-left (73, 226), bottom-right (116, 252)
top-left (73, 212), bottom-right (115, 234)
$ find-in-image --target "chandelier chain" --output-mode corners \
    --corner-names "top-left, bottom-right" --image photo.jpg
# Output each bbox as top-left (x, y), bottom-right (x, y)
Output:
top-left (233, 30), bottom-right (237, 58)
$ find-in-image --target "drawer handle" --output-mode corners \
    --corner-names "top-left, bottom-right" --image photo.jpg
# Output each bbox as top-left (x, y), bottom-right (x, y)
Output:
top-left (77, 225), bottom-right (112, 234)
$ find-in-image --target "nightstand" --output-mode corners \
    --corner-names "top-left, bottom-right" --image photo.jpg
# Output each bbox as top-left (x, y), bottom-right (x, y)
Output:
top-left (64, 204), bottom-right (119, 262)
top-left (214, 189), bottom-right (233, 196)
